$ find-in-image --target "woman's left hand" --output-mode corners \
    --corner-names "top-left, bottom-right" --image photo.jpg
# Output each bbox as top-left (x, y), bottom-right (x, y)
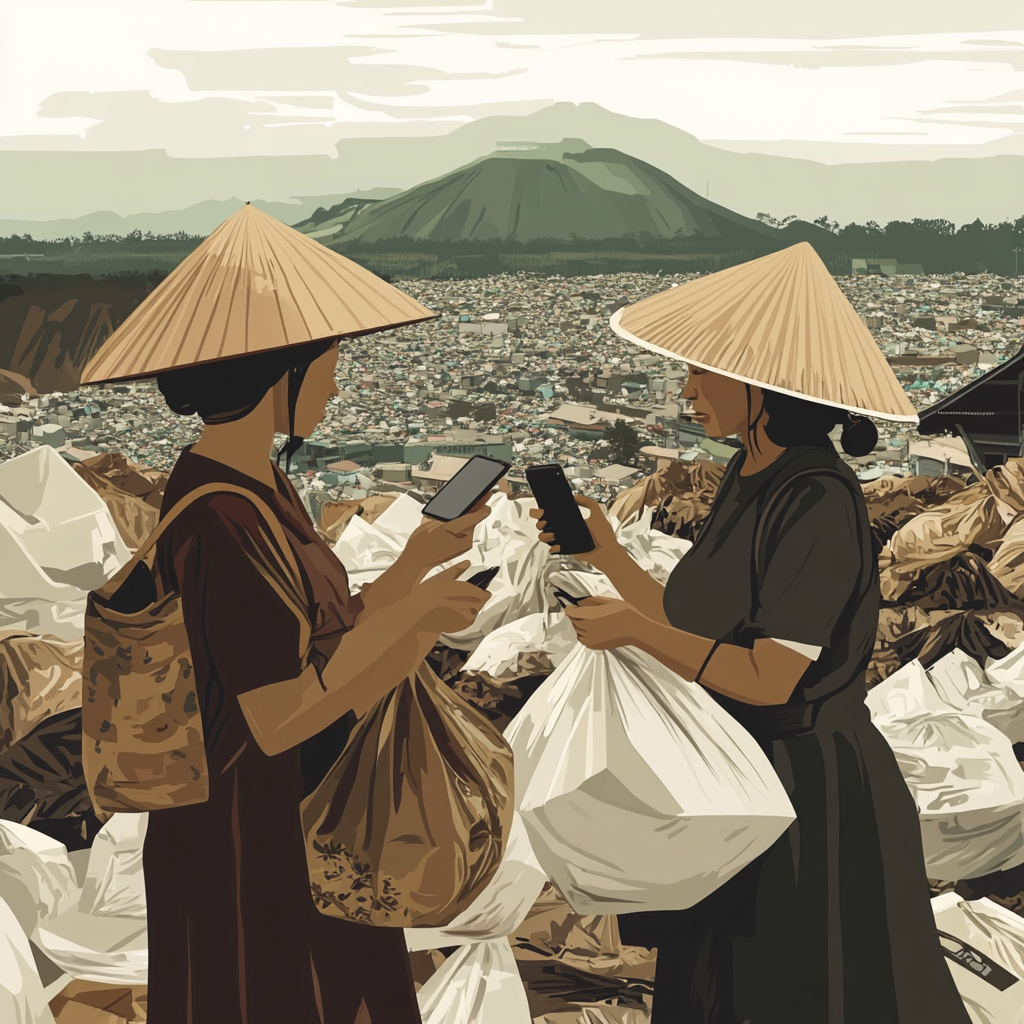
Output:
top-left (564, 596), bottom-right (646, 650)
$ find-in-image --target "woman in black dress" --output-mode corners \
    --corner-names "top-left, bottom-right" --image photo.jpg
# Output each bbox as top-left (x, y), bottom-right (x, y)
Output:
top-left (531, 246), bottom-right (972, 1022)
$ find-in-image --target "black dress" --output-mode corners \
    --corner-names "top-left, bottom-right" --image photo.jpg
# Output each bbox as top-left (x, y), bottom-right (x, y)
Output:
top-left (617, 444), bottom-right (970, 1024)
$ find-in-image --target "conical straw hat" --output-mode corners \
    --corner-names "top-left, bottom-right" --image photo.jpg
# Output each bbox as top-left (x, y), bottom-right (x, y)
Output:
top-left (80, 203), bottom-right (439, 384)
top-left (610, 241), bottom-right (918, 423)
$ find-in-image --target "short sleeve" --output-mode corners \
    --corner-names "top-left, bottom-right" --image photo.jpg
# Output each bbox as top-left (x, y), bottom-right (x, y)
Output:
top-left (746, 476), bottom-right (863, 652)
top-left (178, 495), bottom-right (306, 699)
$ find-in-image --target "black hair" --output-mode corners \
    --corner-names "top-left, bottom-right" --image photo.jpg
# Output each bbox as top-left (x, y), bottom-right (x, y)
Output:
top-left (156, 338), bottom-right (337, 473)
top-left (744, 384), bottom-right (879, 457)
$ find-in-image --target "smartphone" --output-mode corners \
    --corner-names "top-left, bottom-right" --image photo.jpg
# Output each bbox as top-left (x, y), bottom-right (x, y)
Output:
top-left (422, 455), bottom-right (511, 522)
top-left (525, 464), bottom-right (595, 555)
top-left (467, 566), bottom-right (500, 590)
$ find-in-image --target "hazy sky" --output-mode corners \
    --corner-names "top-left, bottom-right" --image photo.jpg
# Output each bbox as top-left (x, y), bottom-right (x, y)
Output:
top-left (1, 0), bottom-right (1022, 159)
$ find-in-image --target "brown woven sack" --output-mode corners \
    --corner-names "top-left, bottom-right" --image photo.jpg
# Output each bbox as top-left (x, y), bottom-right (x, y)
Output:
top-left (0, 631), bottom-right (84, 753)
top-left (82, 483), bottom-right (311, 813)
top-left (302, 659), bottom-right (514, 928)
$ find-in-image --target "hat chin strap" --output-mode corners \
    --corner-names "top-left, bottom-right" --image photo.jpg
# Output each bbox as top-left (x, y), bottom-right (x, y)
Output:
top-left (276, 362), bottom-right (309, 475)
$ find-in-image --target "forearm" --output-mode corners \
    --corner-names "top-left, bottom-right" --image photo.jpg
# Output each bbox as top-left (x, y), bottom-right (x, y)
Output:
top-left (594, 546), bottom-right (670, 626)
top-left (238, 596), bottom-right (438, 755)
top-left (631, 617), bottom-right (782, 705)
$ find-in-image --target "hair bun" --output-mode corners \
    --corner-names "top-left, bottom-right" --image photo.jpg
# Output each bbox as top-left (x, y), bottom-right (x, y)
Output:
top-left (840, 414), bottom-right (878, 457)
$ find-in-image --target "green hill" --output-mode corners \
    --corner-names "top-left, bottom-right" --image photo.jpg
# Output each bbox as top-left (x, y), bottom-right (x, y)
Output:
top-left (306, 140), bottom-right (833, 250)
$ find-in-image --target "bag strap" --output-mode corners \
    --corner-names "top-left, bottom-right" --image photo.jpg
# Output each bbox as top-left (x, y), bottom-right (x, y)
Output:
top-left (95, 481), bottom-right (305, 608)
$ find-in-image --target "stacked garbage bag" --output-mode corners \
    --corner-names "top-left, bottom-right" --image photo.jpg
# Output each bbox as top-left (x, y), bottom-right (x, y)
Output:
top-left (7, 447), bottom-right (1024, 1022)
top-left (0, 449), bottom-right (155, 1019)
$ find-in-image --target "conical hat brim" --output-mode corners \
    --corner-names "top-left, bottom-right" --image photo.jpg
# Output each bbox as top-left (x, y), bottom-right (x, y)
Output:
top-left (610, 242), bottom-right (918, 424)
top-left (80, 204), bottom-right (439, 384)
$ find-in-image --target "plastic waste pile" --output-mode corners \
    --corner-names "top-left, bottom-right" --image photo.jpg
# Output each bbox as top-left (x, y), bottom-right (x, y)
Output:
top-left (0, 446), bottom-right (130, 640)
top-left (71, 452), bottom-right (168, 553)
top-left (6, 449), bottom-right (1024, 1021)
top-left (0, 816), bottom-right (148, 1020)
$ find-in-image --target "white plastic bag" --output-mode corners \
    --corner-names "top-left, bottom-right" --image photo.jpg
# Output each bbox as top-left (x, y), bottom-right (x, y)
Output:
top-left (77, 813), bottom-right (148, 918)
top-left (0, 896), bottom-right (55, 1024)
top-left (331, 494), bottom-right (423, 593)
top-left (437, 496), bottom-right (550, 651)
top-left (866, 660), bottom-right (1024, 879)
top-left (334, 494), bottom-right (552, 646)
top-left (611, 507), bottom-right (692, 584)
top-left (34, 814), bottom-right (149, 986)
top-left (505, 643), bottom-right (796, 916)
top-left (0, 446), bottom-right (130, 639)
top-left (982, 645), bottom-right (1024, 742)
top-left (0, 821), bottom-right (79, 940)
top-left (931, 893), bottom-right (1024, 1024)
top-left (462, 611), bottom-right (578, 681)
top-left (406, 812), bottom-right (547, 951)
top-left (548, 568), bottom-right (621, 601)
top-left (416, 938), bottom-right (531, 1024)
top-left (928, 648), bottom-right (1024, 744)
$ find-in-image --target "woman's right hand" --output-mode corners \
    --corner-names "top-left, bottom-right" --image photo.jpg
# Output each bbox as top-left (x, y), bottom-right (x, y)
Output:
top-left (529, 494), bottom-right (622, 569)
top-left (413, 561), bottom-right (491, 635)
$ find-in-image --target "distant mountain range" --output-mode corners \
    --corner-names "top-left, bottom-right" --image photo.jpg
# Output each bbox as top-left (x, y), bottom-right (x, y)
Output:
top-left (2, 103), bottom-right (1020, 232)
top-left (302, 140), bottom-right (831, 249)
top-left (0, 190), bottom-right (401, 241)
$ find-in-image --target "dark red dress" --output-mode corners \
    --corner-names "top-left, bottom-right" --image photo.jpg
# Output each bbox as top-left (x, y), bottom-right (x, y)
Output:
top-left (144, 446), bottom-right (422, 1024)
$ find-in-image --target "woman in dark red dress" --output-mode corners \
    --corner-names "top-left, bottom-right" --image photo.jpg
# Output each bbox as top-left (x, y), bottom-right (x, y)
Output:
top-left (139, 337), bottom-right (491, 1023)
top-left (73, 204), bottom-right (497, 1022)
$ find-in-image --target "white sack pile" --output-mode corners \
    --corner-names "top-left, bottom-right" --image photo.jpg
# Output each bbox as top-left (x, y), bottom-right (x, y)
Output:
top-left (865, 659), bottom-right (1024, 880)
top-left (0, 446), bottom-right (129, 640)
top-left (932, 892), bottom-right (1024, 1024)
top-left (0, 814), bottom-right (149, 994)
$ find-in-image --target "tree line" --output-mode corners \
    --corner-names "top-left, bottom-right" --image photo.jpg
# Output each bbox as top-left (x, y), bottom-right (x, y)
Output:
top-left (1, 215), bottom-right (1021, 277)
top-left (0, 229), bottom-right (205, 247)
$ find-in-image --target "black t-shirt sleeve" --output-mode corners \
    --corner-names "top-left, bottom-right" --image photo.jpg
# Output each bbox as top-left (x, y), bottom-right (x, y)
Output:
top-left (746, 476), bottom-right (862, 651)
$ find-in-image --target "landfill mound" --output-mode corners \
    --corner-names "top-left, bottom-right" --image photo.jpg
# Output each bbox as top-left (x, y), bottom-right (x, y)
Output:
top-left (4, 451), bottom-right (1024, 1022)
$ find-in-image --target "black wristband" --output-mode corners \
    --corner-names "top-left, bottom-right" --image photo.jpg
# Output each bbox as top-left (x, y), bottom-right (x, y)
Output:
top-left (695, 638), bottom-right (723, 684)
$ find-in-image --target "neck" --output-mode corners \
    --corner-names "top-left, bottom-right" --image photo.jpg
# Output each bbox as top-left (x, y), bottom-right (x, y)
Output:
top-left (738, 426), bottom-right (788, 475)
top-left (190, 396), bottom-right (278, 487)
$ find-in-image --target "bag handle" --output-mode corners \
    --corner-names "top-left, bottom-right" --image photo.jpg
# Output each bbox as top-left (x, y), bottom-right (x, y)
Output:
top-left (96, 482), bottom-right (305, 605)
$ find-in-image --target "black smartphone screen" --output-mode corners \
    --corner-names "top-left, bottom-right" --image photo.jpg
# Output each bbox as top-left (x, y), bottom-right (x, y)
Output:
top-left (525, 464), bottom-right (595, 555)
top-left (421, 455), bottom-right (510, 522)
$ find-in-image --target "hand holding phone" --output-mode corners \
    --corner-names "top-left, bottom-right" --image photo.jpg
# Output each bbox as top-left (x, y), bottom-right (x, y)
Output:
top-left (422, 455), bottom-right (511, 522)
top-left (525, 464), bottom-right (595, 556)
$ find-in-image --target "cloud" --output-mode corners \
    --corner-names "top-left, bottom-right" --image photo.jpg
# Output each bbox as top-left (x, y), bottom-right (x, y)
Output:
top-left (623, 47), bottom-right (1024, 71)
top-left (392, 0), bottom-right (1024, 40)
top-left (340, 94), bottom-right (551, 119)
top-left (149, 45), bottom-right (530, 100)
top-left (917, 104), bottom-right (1024, 115)
top-left (33, 90), bottom-right (382, 157)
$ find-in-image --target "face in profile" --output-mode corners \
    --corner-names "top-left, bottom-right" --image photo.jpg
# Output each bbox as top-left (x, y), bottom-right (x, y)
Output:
top-left (683, 365), bottom-right (765, 440)
top-left (273, 341), bottom-right (340, 438)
